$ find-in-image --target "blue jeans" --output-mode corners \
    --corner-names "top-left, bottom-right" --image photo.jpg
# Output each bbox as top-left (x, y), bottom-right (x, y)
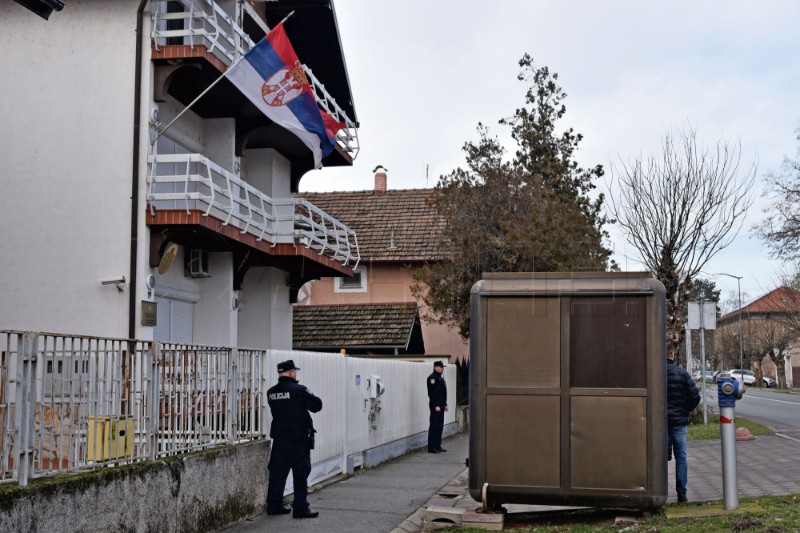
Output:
top-left (668, 424), bottom-right (689, 496)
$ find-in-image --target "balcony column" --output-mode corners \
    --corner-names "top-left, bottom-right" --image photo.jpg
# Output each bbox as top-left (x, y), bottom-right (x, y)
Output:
top-left (241, 148), bottom-right (294, 244)
top-left (193, 252), bottom-right (238, 347)
top-left (238, 268), bottom-right (292, 350)
top-left (240, 148), bottom-right (291, 197)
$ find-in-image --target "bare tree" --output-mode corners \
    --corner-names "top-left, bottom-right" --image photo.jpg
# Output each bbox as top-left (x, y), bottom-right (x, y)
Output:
top-left (608, 126), bottom-right (756, 362)
top-left (746, 316), bottom-right (793, 388)
top-left (755, 129), bottom-right (800, 260)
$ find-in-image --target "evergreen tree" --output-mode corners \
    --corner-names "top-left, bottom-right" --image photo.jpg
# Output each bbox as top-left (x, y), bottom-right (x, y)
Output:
top-left (413, 55), bottom-right (613, 338)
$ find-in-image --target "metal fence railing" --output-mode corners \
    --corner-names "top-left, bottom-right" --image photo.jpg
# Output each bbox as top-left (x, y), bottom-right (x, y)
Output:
top-left (147, 153), bottom-right (360, 268)
top-left (1, 331), bottom-right (455, 489)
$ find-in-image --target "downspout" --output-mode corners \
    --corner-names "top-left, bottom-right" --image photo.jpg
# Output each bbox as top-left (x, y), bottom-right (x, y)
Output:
top-left (129, 0), bottom-right (149, 339)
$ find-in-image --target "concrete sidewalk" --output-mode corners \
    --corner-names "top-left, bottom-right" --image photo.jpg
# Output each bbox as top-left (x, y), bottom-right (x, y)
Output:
top-left (223, 432), bottom-right (470, 533)
top-left (223, 432), bottom-right (800, 533)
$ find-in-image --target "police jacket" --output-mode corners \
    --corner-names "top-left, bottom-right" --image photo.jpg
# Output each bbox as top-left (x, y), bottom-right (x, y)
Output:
top-left (267, 376), bottom-right (322, 441)
top-left (666, 360), bottom-right (700, 428)
top-left (427, 371), bottom-right (447, 409)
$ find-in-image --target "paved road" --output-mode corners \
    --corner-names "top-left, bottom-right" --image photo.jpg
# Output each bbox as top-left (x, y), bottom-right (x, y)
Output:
top-left (698, 385), bottom-right (800, 440)
top-left (733, 388), bottom-right (800, 439)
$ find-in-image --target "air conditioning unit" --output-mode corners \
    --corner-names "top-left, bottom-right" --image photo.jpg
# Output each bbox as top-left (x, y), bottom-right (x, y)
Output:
top-left (185, 249), bottom-right (210, 278)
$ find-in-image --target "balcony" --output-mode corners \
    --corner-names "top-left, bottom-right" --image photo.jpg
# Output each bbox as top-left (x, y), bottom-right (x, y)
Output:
top-left (150, 0), bottom-right (359, 175)
top-left (146, 153), bottom-right (359, 289)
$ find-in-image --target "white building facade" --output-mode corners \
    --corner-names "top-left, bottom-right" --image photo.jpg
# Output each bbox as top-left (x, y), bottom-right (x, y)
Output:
top-left (0, 0), bottom-right (359, 349)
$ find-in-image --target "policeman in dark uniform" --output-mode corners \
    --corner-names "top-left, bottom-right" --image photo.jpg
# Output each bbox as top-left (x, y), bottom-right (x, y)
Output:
top-left (427, 360), bottom-right (448, 453)
top-left (266, 359), bottom-right (322, 519)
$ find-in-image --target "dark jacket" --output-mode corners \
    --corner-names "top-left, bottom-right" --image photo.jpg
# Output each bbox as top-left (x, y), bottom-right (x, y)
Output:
top-left (427, 371), bottom-right (447, 409)
top-left (267, 376), bottom-right (323, 441)
top-left (666, 360), bottom-right (701, 428)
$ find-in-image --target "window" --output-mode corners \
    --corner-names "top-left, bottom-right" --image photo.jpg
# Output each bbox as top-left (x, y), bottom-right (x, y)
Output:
top-left (154, 296), bottom-right (194, 344)
top-left (334, 266), bottom-right (367, 293)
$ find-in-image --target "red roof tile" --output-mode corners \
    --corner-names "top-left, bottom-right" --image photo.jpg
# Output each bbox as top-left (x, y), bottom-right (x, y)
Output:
top-left (297, 189), bottom-right (446, 262)
top-left (720, 286), bottom-right (800, 321)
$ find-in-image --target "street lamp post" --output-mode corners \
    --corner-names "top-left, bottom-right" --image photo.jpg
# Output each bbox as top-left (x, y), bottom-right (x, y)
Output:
top-left (716, 273), bottom-right (744, 370)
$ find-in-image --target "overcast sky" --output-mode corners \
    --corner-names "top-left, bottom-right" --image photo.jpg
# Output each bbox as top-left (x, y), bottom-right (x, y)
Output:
top-left (301, 0), bottom-right (800, 307)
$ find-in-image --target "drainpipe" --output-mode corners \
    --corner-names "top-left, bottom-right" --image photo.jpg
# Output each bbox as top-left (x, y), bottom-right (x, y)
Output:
top-left (129, 0), bottom-right (149, 339)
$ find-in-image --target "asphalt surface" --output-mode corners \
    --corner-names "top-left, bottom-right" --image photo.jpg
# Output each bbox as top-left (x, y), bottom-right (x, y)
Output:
top-left (223, 426), bottom-right (800, 532)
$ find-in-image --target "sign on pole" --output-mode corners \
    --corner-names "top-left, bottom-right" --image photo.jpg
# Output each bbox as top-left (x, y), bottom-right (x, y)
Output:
top-left (687, 301), bottom-right (717, 330)
top-left (687, 300), bottom-right (717, 425)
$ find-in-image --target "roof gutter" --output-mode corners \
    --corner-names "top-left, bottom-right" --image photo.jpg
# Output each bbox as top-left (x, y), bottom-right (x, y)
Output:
top-left (129, 0), bottom-right (148, 339)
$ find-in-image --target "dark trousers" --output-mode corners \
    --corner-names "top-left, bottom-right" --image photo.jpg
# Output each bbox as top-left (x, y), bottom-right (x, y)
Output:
top-left (428, 408), bottom-right (444, 450)
top-left (267, 438), bottom-right (312, 512)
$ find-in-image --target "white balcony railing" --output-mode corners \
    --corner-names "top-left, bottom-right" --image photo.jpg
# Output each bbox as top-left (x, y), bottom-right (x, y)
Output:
top-left (151, 0), bottom-right (359, 160)
top-left (147, 153), bottom-right (360, 268)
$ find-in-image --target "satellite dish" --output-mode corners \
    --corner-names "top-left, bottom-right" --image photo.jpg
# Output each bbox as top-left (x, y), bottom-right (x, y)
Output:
top-left (158, 243), bottom-right (179, 274)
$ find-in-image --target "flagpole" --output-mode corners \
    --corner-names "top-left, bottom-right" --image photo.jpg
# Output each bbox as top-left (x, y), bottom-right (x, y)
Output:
top-left (275, 10), bottom-right (295, 28)
top-left (151, 10), bottom-right (295, 145)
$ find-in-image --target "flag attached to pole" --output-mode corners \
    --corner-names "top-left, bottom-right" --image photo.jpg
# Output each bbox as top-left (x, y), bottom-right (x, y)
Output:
top-left (225, 23), bottom-right (336, 167)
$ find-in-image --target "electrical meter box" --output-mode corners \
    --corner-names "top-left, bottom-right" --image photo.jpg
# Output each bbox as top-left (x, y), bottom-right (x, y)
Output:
top-left (88, 415), bottom-right (135, 461)
top-left (469, 272), bottom-right (668, 509)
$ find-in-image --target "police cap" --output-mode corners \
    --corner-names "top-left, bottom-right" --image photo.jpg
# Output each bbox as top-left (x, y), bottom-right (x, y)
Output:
top-left (277, 359), bottom-right (300, 372)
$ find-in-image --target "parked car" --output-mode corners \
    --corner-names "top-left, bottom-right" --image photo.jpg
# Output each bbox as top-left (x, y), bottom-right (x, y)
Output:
top-left (692, 370), bottom-right (715, 383)
top-left (729, 369), bottom-right (756, 385)
top-left (762, 376), bottom-right (777, 388)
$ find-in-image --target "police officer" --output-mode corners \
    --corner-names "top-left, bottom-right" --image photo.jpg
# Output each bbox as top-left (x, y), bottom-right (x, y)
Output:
top-left (266, 359), bottom-right (322, 519)
top-left (427, 360), bottom-right (448, 453)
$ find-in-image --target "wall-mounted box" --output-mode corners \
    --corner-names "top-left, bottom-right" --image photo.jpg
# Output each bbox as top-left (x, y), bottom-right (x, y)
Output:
top-left (87, 415), bottom-right (134, 461)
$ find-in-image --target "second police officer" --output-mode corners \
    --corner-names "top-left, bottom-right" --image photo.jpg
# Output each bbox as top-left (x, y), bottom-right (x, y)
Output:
top-left (427, 360), bottom-right (448, 453)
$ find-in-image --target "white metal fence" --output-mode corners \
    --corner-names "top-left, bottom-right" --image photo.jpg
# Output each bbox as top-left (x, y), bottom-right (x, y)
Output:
top-left (147, 153), bottom-right (360, 268)
top-left (1, 331), bottom-right (454, 487)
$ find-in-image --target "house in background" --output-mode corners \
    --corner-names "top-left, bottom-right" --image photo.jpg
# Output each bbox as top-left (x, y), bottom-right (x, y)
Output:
top-left (718, 286), bottom-right (799, 388)
top-left (295, 168), bottom-right (469, 361)
top-left (293, 302), bottom-right (425, 355)
top-left (0, 1), bottom-right (359, 351)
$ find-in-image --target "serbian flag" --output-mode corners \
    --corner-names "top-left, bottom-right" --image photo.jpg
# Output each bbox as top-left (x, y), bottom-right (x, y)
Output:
top-left (321, 110), bottom-right (346, 147)
top-left (226, 23), bottom-right (336, 167)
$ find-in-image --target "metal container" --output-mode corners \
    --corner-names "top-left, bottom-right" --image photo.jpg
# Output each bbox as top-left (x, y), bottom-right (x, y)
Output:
top-left (469, 272), bottom-right (667, 509)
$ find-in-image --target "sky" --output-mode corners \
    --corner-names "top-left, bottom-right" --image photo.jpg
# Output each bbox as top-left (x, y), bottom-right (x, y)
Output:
top-left (300, 0), bottom-right (800, 308)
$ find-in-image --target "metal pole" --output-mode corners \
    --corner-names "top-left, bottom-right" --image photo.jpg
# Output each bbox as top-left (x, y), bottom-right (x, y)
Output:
top-left (737, 278), bottom-right (744, 371)
top-left (715, 273), bottom-right (744, 370)
top-left (720, 403), bottom-right (739, 509)
top-left (699, 327), bottom-right (707, 425)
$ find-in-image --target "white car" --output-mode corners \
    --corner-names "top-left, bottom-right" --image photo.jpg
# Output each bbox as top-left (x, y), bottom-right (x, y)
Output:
top-left (729, 369), bottom-right (756, 385)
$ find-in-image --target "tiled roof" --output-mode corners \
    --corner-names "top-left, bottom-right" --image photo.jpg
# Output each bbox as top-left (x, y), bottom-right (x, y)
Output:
top-left (293, 303), bottom-right (424, 351)
top-left (297, 189), bottom-right (446, 262)
top-left (719, 286), bottom-right (799, 322)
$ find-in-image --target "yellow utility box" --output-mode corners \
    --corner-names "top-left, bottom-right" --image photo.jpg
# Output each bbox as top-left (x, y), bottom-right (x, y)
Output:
top-left (87, 416), bottom-right (135, 461)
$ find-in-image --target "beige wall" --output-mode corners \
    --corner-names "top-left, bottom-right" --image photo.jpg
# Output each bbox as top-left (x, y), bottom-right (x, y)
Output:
top-left (298, 262), bottom-right (469, 360)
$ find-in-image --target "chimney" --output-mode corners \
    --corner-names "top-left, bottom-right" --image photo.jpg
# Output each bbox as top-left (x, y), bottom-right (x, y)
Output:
top-left (373, 165), bottom-right (387, 195)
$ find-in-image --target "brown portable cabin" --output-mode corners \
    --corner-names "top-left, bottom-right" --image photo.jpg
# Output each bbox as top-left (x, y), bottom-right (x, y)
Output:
top-left (469, 272), bottom-right (668, 509)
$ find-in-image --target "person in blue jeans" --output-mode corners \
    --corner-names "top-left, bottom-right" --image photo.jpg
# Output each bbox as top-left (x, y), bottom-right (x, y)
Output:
top-left (666, 350), bottom-right (700, 502)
